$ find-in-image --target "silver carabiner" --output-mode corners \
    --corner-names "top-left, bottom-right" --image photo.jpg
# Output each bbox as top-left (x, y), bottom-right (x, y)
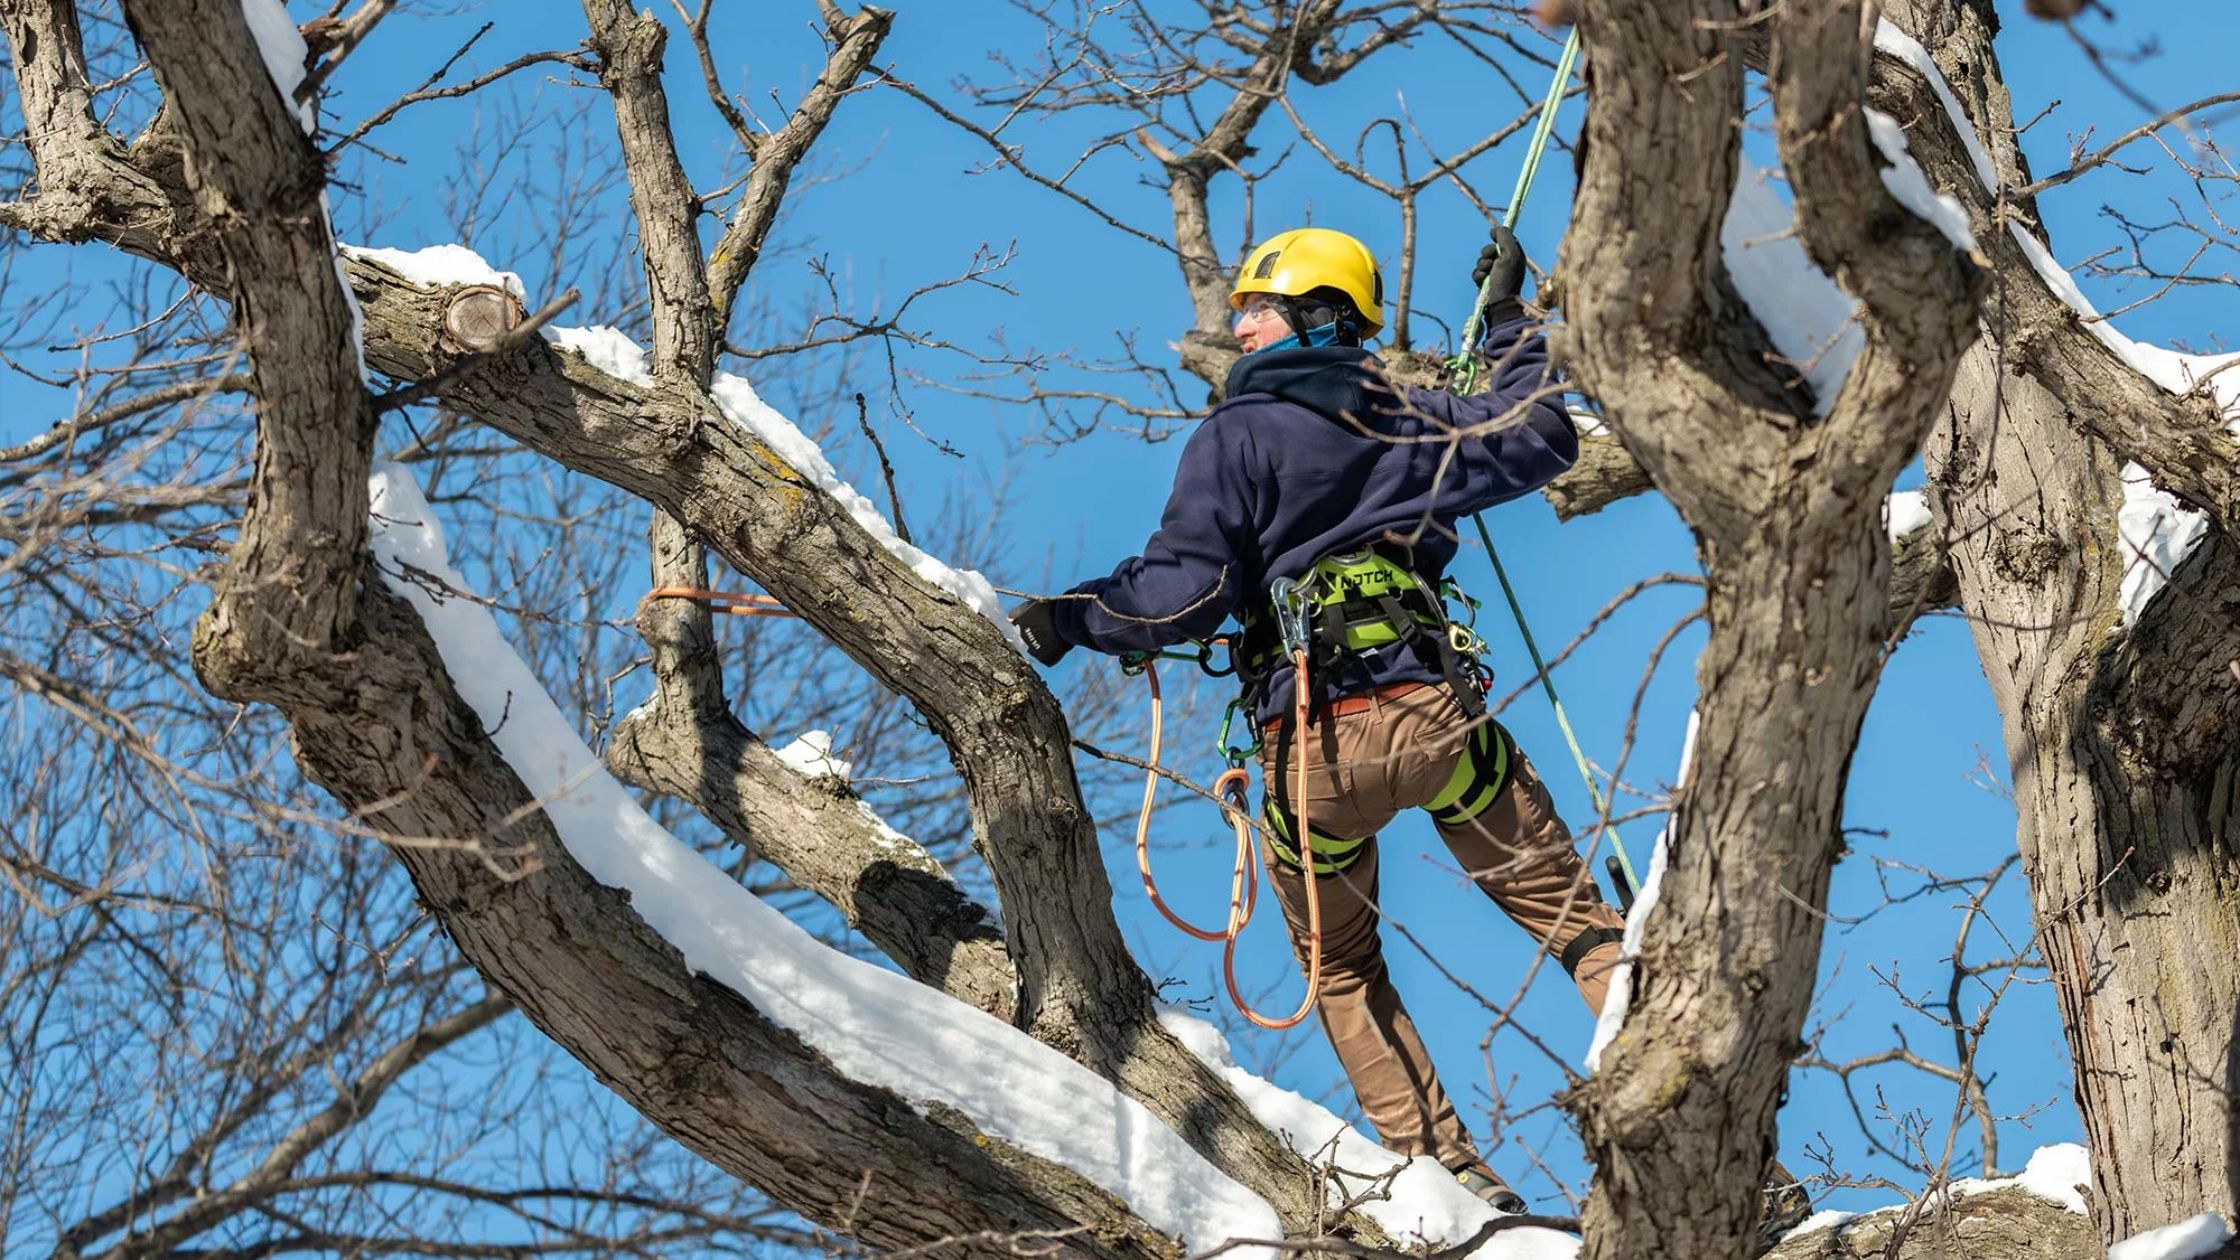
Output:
top-left (1268, 577), bottom-right (1312, 657)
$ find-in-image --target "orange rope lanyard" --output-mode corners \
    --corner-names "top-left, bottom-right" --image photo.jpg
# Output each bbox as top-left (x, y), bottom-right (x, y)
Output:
top-left (638, 585), bottom-right (799, 618)
top-left (1132, 653), bottom-right (1322, 1030)
top-left (648, 584), bottom-right (1323, 1027)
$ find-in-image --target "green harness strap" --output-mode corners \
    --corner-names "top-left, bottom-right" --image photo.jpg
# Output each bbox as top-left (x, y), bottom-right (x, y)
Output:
top-left (1452, 29), bottom-right (1644, 896)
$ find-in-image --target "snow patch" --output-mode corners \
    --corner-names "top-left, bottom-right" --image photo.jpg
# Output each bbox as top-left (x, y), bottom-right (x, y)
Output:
top-left (1885, 490), bottom-right (1932, 540)
top-left (1780, 1209), bottom-right (1858, 1243)
top-left (1780, 1144), bottom-right (2095, 1246)
top-left (1874, 17), bottom-right (2240, 626)
top-left (241, 0), bottom-right (314, 132)
top-left (774, 730), bottom-right (853, 781)
top-left (363, 465), bottom-right (1279, 1258)
top-left (1948, 1143), bottom-right (2092, 1214)
top-left (1585, 709), bottom-right (1694, 1072)
top-left (1158, 1008), bottom-right (1580, 1258)
top-left (1565, 405), bottom-right (1609, 438)
top-left (1723, 160), bottom-right (1865, 416)
top-left (1864, 108), bottom-right (1977, 251)
top-left (1870, 25), bottom-right (1998, 187)
top-left (2116, 466), bottom-right (2212, 625)
top-left (343, 243), bottom-right (530, 301)
top-left (544, 325), bottom-right (654, 386)
top-left (2109, 1213), bottom-right (2235, 1260)
top-left (2012, 1143), bottom-right (2093, 1213)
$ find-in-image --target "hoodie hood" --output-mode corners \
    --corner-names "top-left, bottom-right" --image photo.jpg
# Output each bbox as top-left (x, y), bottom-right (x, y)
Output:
top-left (1224, 345), bottom-right (1385, 428)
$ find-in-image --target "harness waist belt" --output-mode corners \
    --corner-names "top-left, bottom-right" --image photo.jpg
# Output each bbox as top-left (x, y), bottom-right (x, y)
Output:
top-left (1260, 681), bottom-right (1431, 733)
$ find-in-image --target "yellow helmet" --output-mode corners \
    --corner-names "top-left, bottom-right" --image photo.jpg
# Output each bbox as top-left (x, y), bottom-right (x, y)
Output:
top-left (1230, 227), bottom-right (1385, 337)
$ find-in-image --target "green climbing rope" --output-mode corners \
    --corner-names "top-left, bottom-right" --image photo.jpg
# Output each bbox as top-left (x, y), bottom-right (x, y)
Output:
top-left (1458, 27), bottom-right (1583, 364)
top-left (1455, 29), bottom-right (1644, 895)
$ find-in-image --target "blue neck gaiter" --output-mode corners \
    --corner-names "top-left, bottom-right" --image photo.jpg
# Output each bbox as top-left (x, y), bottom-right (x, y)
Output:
top-left (1253, 322), bottom-right (1343, 355)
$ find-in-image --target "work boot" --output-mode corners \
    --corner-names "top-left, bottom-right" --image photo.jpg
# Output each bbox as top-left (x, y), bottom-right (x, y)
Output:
top-left (1447, 1161), bottom-right (1527, 1214)
top-left (1755, 1159), bottom-right (1813, 1253)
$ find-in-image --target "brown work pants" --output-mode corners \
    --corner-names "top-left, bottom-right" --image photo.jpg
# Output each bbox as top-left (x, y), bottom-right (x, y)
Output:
top-left (1257, 682), bottom-right (1626, 1169)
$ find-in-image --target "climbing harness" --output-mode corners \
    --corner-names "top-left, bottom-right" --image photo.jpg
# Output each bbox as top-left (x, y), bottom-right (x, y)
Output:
top-left (1123, 26), bottom-right (1641, 1025)
top-left (1233, 545), bottom-right (1491, 724)
top-left (1123, 546), bottom-right (1498, 1027)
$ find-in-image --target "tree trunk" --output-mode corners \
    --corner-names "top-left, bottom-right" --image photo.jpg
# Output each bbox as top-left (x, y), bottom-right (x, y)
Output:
top-left (1560, 3), bottom-right (1982, 1257)
top-left (1877, 1), bottom-right (2240, 1239)
top-left (1930, 343), bottom-right (2240, 1241)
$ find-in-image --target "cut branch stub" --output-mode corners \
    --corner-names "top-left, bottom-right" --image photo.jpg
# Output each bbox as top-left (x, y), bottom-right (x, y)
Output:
top-left (442, 284), bottom-right (526, 353)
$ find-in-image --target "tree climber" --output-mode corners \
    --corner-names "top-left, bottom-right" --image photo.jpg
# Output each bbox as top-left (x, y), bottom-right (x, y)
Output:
top-left (1009, 225), bottom-right (1625, 1213)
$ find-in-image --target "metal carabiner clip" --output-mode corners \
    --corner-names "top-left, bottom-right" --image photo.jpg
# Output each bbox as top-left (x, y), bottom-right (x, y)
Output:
top-left (1268, 577), bottom-right (1312, 657)
top-left (1216, 697), bottom-right (1262, 765)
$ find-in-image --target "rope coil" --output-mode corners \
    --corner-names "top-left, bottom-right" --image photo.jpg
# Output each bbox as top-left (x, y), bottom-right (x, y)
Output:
top-left (1132, 655), bottom-right (1322, 1030)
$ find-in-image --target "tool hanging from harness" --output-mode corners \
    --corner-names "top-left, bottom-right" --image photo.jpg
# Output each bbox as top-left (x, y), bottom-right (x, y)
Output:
top-left (1124, 638), bottom-right (1323, 1030)
top-left (1234, 544), bottom-right (1511, 878)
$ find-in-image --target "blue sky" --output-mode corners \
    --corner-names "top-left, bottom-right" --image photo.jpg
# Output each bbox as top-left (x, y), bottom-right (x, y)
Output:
top-left (6, 0), bottom-right (2234, 1230)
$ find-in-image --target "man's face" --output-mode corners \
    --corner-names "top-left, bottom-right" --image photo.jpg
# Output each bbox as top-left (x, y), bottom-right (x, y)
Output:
top-left (1233, 294), bottom-right (1291, 352)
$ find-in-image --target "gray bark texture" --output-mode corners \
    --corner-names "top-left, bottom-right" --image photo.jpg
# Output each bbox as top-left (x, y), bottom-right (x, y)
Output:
top-left (1763, 1187), bottom-right (2237, 1260)
top-left (1557, 3), bottom-right (1983, 1258)
top-left (1874, 1), bottom-right (2240, 1243)
top-left (1, 0), bottom-right (1388, 1249)
top-left (85, 1), bottom-right (1205, 1253)
top-left (10, 0), bottom-right (2235, 1253)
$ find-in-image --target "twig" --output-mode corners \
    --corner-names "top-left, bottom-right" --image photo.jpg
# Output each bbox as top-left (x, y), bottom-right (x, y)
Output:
top-left (855, 391), bottom-right (911, 545)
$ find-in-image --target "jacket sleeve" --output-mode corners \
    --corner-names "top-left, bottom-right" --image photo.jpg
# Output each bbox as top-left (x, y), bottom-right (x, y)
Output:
top-left (1392, 309), bottom-right (1578, 512)
top-left (1048, 415), bottom-right (1258, 655)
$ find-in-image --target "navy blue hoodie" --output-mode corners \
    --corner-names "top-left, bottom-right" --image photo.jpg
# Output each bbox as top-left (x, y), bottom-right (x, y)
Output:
top-left (1048, 311), bottom-right (1576, 723)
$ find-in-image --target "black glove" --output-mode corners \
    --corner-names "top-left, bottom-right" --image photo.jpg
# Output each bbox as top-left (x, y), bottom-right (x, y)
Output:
top-left (1471, 224), bottom-right (1527, 310)
top-left (1010, 599), bottom-right (1072, 667)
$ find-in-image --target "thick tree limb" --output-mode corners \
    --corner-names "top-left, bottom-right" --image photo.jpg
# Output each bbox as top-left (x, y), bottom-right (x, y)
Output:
top-left (2, 5), bottom-right (1357, 1231)
top-left (340, 258), bottom-right (1351, 1235)
top-left (1885, 3), bottom-right (2240, 1238)
top-left (118, 0), bottom-right (373, 709)
top-left (1558, 4), bottom-right (1982, 1258)
top-left (1931, 315), bottom-right (2240, 1244)
top-left (604, 557), bottom-right (1019, 1020)
top-left (562, 3), bottom-right (1340, 1225)
top-left (1865, 22), bottom-right (2240, 536)
top-left (59, 7), bottom-right (1249, 1252)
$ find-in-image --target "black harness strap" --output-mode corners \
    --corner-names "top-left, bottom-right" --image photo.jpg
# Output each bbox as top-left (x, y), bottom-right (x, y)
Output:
top-left (1369, 587), bottom-right (1485, 720)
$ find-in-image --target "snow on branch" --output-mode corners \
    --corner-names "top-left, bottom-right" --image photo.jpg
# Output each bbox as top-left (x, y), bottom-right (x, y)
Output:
top-left (1722, 160), bottom-right (1865, 416)
top-left (1873, 20), bottom-right (2240, 625)
top-left (346, 241), bottom-right (1023, 643)
top-left (363, 464), bottom-right (1277, 1257)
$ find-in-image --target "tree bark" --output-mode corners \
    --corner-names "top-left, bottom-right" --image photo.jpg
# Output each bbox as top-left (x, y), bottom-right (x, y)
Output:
top-left (1762, 1188), bottom-right (2108, 1260)
top-left (1876, 2), bottom-right (2240, 1240)
top-left (1558, 4), bottom-right (1983, 1257)
top-left (1930, 244), bottom-right (2240, 1253)
top-left (103, 3), bottom-right (1182, 1251)
top-left (14, 0), bottom-right (1368, 1246)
